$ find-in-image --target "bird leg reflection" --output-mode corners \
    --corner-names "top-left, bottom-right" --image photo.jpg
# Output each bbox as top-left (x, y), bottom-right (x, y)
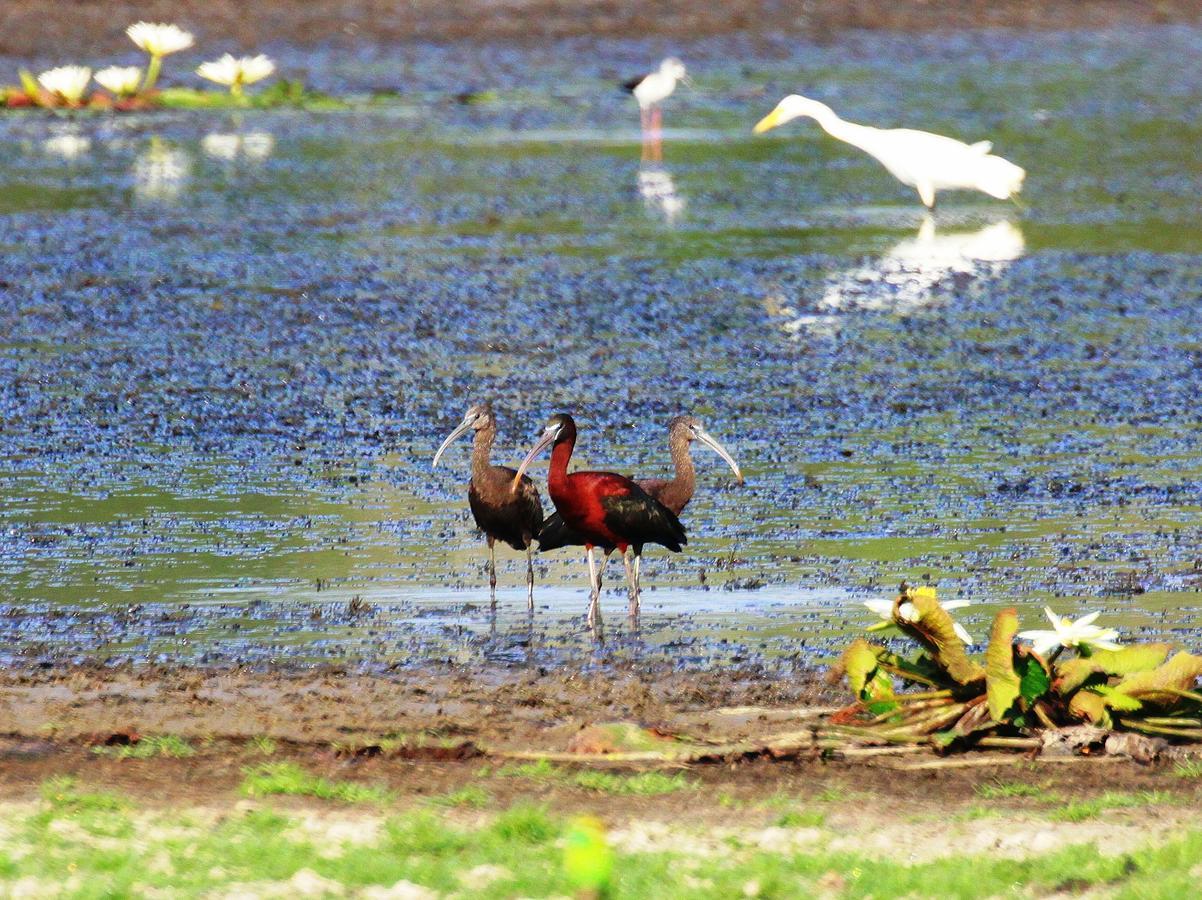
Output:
top-left (623, 549), bottom-right (642, 621)
top-left (525, 545), bottom-right (535, 612)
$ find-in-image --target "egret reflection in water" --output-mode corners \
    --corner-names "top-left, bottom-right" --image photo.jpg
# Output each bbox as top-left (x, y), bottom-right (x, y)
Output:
top-left (637, 165), bottom-right (685, 224)
top-left (767, 217), bottom-right (1025, 337)
top-left (132, 137), bottom-right (191, 202)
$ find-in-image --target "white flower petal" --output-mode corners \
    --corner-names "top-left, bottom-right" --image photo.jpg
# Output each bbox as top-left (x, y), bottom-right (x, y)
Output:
top-left (952, 622), bottom-right (974, 645)
top-left (1076, 611), bottom-right (1101, 627)
top-left (863, 599), bottom-right (893, 620)
top-left (1043, 607), bottom-right (1060, 628)
top-left (941, 599), bottom-right (970, 611)
top-left (197, 54), bottom-right (275, 88)
top-left (95, 65), bottom-right (143, 96)
top-left (896, 601), bottom-right (920, 623)
top-left (37, 65), bottom-right (92, 102)
top-left (127, 22), bottom-right (194, 56)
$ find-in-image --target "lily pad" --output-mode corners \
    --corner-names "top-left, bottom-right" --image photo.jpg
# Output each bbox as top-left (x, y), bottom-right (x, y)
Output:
top-left (897, 588), bottom-right (985, 686)
top-left (985, 608), bottom-right (1022, 721)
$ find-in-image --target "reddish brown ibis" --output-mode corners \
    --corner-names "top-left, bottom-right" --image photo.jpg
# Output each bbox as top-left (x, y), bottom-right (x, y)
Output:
top-left (537, 415), bottom-right (743, 616)
top-left (432, 403), bottom-right (544, 611)
top-left (512, 413), bottom-right (686, 628)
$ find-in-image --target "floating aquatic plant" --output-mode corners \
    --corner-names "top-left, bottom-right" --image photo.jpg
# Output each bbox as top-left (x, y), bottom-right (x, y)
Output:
top-left (836, 585), bottom-right (1202, 749)
top-left (37, 65), bottom-right (92, 106)
top-left (127, 22), bottom-right (194, 94)
top-left (94, 66), bottom-right (144, 99)
top-left (196, 54), bottom-right (275, 97)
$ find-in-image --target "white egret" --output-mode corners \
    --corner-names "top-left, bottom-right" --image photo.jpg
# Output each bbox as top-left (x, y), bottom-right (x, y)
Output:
top-left (754, 95), bottom-right (1025, 209)
top-left (623, 58), bottom-right (689, 138)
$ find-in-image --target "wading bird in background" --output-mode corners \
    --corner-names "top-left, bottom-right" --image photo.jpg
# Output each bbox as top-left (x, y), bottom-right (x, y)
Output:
top-left (539, 415), bottom-right (742, 616)
top-left (433, 403), bottom-right (544, 611)
top-left (753, 94), bottom-right (1025, 209)
top-left (513, 414), bottom-right (686, 632)
top-left (624, 57), bottom-right (689, 162)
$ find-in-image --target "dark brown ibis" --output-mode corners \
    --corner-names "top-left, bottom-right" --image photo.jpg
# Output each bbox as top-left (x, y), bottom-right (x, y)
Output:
top-left (432, 403), bottom-right (544, 611)
top-left (537, 415), bottom-right (743, 616)
top-left (512, 413), bottom-right (686, 628)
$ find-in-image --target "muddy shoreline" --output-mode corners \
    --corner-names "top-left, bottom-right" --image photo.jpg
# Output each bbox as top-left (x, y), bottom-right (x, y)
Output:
top-left (2, 0), bottom-right (1200, 58)
top-left (1, 663), bottom-right (1199, 819)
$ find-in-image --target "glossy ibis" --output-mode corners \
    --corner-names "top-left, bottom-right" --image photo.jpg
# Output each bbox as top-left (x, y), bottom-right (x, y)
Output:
top-left (432, 403), bottom-right (544, 611)
top-left (538, 415), bottom-right (742, 616)
top-left (754, 94), bottom-right (1025, 209)
top-left (513, 413), bottom-right (686, 629)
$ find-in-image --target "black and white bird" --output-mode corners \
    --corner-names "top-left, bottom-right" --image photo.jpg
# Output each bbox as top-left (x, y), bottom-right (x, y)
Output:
top-left (622, 58), bottom-right (689, 134)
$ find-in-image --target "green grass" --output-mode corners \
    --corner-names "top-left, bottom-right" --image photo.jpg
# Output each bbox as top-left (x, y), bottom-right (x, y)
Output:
top-left (497, 759), bottom-right (696, 796)
top-left (92, 734), bottom-right (195, 759)
top-left (974, 779), bottom-right (1046, 800)
top-left (249, 735), bottom-right (278, 756)
top-left (7, 781), bottom-right (1202, 899)
top-left (1172, 760), bottom-right (1202, 779)
top-left (775, 809), bottom-right (827, 828)
top-left (239, 762), bottom-right (393, 805)
top-left (1051, 791), bottom-right (1179, 823)
top-left (427, 785), bottom-right (492, 808)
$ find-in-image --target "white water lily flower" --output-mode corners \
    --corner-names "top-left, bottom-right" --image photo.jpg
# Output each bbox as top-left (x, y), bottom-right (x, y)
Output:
top-left (126, 22), bottom-right (194, 57)
top-left (196, 54), bottom-right (275, 93)
top-left (862, 593), bottom-right (974, 644)
top-left (94, 65), bottom-right (143, 97)
top-left (1018, 607), bottom-right (1121, 656)
top-left (37, 66), bottom-right (92, 103)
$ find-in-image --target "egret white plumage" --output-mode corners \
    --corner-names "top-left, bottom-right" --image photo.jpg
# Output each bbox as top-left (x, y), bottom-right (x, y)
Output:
top-left (623, 58), bottom-right (690, 141)
top-left (753, 94), bottom-right (1025, 209)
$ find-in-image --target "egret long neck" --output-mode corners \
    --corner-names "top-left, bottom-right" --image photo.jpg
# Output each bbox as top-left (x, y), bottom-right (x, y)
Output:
top-left (471, 424), bottom-right (495, 482)
top-left (808, 105), bottom-right (873, 149)
top-left (659, 432), bottom-right (695, 514)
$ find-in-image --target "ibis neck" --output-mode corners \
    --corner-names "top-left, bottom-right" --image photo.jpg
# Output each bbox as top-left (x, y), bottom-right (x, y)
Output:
top-left (547, 436), bottom-right (574, 498)
top-left (471, 424), bottom-right (495, 482)
top-left (659, 433), bottom-right (695, 513)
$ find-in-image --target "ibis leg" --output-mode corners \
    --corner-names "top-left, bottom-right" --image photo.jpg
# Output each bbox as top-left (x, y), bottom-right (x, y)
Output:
top-left (586, 546), bottom-right (601, 631)
top-left (488, 537), bottom-right (497, 612)
top-left (525, 544), bottom-right (535, 613)
top-left (623, 549), bottom-right (641, 620)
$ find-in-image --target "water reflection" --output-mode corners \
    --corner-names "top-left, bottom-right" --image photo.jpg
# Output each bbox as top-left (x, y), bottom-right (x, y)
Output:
top-left (132, 137), bottom-right (191, 202)
top-left (42, 131), bottom-right (92, 160)
top-left (768, 217), bottom-right (1025, 337)
top-left (202, 130), bottom-right (275, 163)
top-left (637, 165), bottom-right (685, 224)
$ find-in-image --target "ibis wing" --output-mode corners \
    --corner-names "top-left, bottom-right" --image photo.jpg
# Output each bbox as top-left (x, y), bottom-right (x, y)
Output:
top-left (469, 467), bottom-right (544, 552)
top-left (537, 511), bottom-right (594, 552)
top-left (600, 485), bottom-right (687, 553)
top-left (620, 75), bottom-right (643, 94)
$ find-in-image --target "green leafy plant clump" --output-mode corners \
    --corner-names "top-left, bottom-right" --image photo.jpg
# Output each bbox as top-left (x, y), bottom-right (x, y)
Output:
top-left (93, 734), bottom-right (196, 759)
top-left (240, 762), bottom-right (394, 804)
top-left (837, 585), bottom-right (1202, 751)
top-left (497, 758), bottom-right (697, 795)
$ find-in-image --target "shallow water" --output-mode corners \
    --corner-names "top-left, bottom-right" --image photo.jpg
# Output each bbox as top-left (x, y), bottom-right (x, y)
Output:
top-left (2, 27), bottom-right (1202, 668)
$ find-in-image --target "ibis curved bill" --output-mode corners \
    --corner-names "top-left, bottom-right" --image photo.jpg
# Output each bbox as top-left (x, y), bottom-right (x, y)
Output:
top-left (754, 94), bottom-right (1025, 209)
